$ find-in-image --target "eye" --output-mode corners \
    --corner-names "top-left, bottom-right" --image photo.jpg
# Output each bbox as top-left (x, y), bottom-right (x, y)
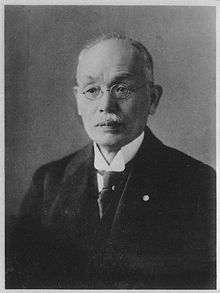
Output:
top-left (115, 84), bottom-right (129, 93)
top-left (86, 87), bottom-right (99, 94)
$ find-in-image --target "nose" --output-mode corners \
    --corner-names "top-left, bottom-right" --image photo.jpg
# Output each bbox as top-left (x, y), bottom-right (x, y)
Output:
top-left (98, 89), bottom-right (118, 113)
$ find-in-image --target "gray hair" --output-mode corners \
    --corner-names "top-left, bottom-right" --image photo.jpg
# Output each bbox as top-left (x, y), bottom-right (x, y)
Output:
top-left (77, 32), bottom-right (154, 83)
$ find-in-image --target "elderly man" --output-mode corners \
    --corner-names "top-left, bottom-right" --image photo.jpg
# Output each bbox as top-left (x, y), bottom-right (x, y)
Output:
top-left (7, 33), bottom-right (215, 289)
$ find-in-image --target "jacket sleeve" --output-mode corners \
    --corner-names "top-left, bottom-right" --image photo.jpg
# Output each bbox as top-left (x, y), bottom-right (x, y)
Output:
top-left (6, 166), bottom-right (48, 288)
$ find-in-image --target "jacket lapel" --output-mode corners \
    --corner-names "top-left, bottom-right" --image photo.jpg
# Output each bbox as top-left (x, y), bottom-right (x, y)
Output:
top-left (110, 128), bottom-right (167, 239)
top-left (46, 144), bottom-right (99, 239)
top-left (46, 128), bottom-right (168, 244)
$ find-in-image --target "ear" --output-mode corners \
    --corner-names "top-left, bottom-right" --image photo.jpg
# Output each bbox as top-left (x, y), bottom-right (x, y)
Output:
top-left (148, 84), bottom-right (162, 115)
top-left (73, 86), bottom-right (82, 116)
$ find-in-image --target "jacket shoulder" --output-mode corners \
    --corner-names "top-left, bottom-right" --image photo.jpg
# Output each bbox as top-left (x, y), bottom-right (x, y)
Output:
top-left (156, 144), bottom-right (216, 205)
top-left (32, 144), bottom-right (93, 184)
top-left (142, 128), bottom-right (215, 179)
top-left (161, 144), bottom-right (215, 178)
top-left (19, 144), bottom-right (93, 217)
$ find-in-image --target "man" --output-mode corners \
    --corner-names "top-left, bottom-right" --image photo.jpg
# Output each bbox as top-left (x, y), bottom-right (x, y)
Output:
top-left (7, 33), bottom-right (216, 289)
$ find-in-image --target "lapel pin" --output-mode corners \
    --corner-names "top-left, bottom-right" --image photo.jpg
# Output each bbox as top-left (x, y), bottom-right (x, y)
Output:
top-left (143, 195), bottom-right (150, 202)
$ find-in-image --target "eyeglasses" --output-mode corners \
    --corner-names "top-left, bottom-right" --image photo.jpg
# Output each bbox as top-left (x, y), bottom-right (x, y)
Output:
top-left (81, 83), bottom-right (148, 101)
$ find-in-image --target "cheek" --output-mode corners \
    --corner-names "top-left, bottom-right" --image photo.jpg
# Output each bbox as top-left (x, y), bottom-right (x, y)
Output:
top-left (79, 102), bottom-right (95, 117)
top-left (122, 99), bottom-right (149, 122)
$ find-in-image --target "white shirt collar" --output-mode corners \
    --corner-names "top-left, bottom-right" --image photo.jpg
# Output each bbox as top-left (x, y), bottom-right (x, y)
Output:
top-left (94, 132), bottom-right (144, 172)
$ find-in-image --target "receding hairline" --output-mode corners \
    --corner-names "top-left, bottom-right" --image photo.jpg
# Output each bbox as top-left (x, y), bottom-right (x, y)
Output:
top-left (77, 32), bottom-right (154, 83)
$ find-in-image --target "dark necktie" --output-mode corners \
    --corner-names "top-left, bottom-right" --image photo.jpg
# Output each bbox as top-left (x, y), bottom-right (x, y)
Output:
top-left (97, 171), bottom-right (123, 219)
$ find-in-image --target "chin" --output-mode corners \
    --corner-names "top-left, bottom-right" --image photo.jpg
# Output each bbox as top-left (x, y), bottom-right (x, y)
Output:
top-left (90, 132), bottom-right (127, 149)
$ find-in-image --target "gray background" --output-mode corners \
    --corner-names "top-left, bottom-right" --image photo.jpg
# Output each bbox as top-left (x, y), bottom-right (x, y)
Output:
top-left (5, 5), bottom-right (216, 216)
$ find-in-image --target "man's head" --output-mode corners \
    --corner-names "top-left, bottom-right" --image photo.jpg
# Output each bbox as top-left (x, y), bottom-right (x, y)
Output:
top-left (74, 33), bottom-right (162, 152)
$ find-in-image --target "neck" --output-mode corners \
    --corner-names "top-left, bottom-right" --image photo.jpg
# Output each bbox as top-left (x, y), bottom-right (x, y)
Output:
top-left (98, 145), bottom-right (120, 164)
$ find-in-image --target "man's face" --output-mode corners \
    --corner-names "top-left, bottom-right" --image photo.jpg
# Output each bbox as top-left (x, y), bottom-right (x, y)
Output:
top-left (75, 39), bottom-right (161, 151)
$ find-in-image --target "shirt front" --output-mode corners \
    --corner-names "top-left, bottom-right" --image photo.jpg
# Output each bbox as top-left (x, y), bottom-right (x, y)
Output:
top-left (94, 132), bottom-right (144, 192)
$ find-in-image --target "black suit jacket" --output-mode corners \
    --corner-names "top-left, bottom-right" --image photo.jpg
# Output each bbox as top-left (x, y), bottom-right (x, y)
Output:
top-left (6, 128), bottom-right (216, 289)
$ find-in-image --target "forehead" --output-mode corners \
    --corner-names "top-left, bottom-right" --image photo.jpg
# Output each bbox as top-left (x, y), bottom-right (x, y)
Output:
top-left (77, 39), bottom-right (145, 85)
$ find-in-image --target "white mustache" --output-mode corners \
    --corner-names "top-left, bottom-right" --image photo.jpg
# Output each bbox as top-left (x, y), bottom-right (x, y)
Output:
top-left (95, 114), bottom-right (122, 126)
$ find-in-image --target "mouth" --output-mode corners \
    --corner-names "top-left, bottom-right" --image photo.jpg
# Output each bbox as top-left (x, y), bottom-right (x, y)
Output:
top-left (97, 121), bottom-right (121, 127)
top-left (96, 121), bottom-right (123, 131)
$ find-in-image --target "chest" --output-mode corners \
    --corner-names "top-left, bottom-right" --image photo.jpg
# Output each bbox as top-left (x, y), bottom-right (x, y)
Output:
top-left (43, 170), bottom-right (197, 256)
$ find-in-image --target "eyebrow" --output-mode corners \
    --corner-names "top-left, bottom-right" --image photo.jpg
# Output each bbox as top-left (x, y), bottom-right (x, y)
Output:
top-left (111, 73), bottom-right (136, 83)
top-left (82, 73), bottom-right (136, 85)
